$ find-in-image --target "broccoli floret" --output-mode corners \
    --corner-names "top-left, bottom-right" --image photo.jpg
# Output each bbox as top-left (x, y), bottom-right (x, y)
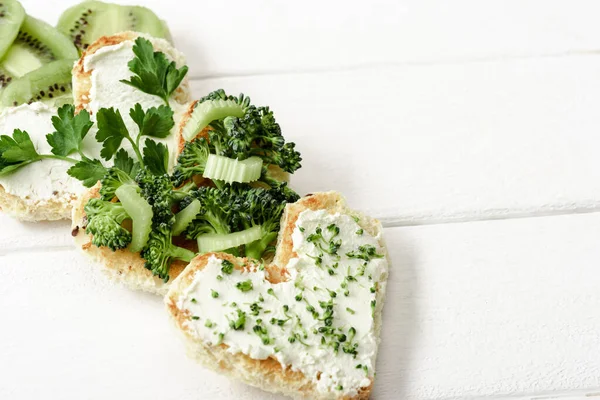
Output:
top-left (183, 186), bottom-right (239, 239)
top-left (136, 170), bottom-right (174, 224)
top-left (222, 106), bottom-right (302, 173)
top-left (172, 90), bottom-right (302, 187)
top-left (99, 167), bottom-right (136, 201)
top-left (172, 138), bottom-right (210, 187)
top-left (84, 198), bottom-right (132, 251)
top-left (141, 222), bottom-right (195, 282)
top-left (259, 168), bottom-right (300, 203)
top-left (233, 185), bottom-right (294, 260)
top-left (199, 89), bottom-right (251, 107)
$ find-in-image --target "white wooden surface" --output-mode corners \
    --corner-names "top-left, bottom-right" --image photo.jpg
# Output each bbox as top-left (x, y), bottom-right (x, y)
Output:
top-left (3, 1), bottom-right (600, 399)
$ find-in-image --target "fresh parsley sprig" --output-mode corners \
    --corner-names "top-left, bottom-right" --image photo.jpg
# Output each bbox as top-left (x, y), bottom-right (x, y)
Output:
top-left (120, 37), bottom-right (189, 106)
top-left (95, 105), bottom-right (172, 175)
top-left (0, 105), bottom-right (105, 187)
top-left (0, 101), bottom-right (176, 187)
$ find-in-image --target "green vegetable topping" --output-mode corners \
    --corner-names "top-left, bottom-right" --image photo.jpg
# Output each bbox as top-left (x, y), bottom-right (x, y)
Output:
top-left (229, 309), bottom-right (246, 330)
top-left (236, 280), bottom-right (253, 292)
top-left (211, 289), bottom-right (219, 298)
top-left (221, 260), bottom-right (234, 275)
top-left (120, 37), bottom-right (189, 106)
top-left (346, 245), bottom-right (384, 262)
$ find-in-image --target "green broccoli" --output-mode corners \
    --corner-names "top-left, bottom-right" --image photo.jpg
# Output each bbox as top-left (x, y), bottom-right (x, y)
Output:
top-left (233, 184), bottom-right (297, 260)
top-left (99, 167), bottom-right (137, 201)
top-left (222, 106), bottom-right (302, 173)
top-left (173, 90), bottom-right (302, 187)
top-left (84, 198), bottom-right (132, 251)
top-left (182, 186), bottom-right (239, 239)
top-left (141, 222), bottom-right (195, 282)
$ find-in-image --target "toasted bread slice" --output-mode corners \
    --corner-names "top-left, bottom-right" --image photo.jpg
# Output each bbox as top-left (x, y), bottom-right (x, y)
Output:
top-left (72, 31), bottom-right (190, 113)
top-left (71, 182), bottom-right (190, 295)
top-left (165, 192), bottom-right (389, 400)
top-left (0, 185), bottom-right (76, 221)
top-left (0, 102), bottom-right (84, 221)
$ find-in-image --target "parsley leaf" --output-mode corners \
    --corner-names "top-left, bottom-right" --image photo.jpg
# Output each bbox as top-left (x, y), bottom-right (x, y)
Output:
top-left (46, 104), bottom-right (93, 157)
top-left (67, 159), bottom-right (107, 188)
top-left (142, 139), bottom-right (168, 176)
top-left (96, 108), bottom-right (132, 161)
top-left (0, 129), bottom-right (39, 163)
top-left (114, 148), bottom-right (139, 178)
top-left (129, 103), bottom-right (174, 138)
top-left (120, 37), bottom-right (189, 105)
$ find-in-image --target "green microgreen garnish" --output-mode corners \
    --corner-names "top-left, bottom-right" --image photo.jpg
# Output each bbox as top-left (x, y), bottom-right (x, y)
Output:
top-left (229, 309), bottom-right (246, 330)
top-left (221, 260), bottom-right (234, 275)
top-left (236, 280), bottom-right (253, 292)
top-left (346, 244), bottom-right (384, 262)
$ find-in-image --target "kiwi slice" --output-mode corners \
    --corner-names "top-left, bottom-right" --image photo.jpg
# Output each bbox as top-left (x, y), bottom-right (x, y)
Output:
top-left (0, 0), bottom-right (25, 61)
top-left (0, 59), bottom-right (73, 107)
top-left (0, 15), bottom-right (78, 88)
top-left (57, 1), bottom-right (172, 52)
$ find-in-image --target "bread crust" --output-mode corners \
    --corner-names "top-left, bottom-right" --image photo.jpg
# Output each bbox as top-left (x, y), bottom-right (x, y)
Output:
top-left (165, 192), bottom-right (388, 400)
top-left (71, 183), bottom-right (188, 295)
top-left (0, 185), bottom-right (76, 221)
top-left (72, 31), bottom-right (191, 113)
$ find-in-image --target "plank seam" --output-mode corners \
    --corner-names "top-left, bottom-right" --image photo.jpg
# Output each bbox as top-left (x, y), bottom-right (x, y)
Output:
top-left (187, 49), bottom-right (600, 81)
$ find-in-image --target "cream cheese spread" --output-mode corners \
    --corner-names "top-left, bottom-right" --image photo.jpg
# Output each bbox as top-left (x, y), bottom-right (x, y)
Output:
top-left (177, 209), bottom-right (388, 396)
top-left (83, 36), bottom-right (187, 170)
top-left (0, 103), bottom-right (86, 205)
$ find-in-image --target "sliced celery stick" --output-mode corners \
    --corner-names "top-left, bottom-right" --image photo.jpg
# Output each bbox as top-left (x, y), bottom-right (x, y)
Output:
top-left (182, 99), bottom-right (246, 141)
top-left (197, 225), bottom-right (262, 253)
top-left (115, 185), bottom-right (153, 252)
top-left (173, 199), bottom-right (201, 236)
top-left (203, 154), bottom-right (262, 183)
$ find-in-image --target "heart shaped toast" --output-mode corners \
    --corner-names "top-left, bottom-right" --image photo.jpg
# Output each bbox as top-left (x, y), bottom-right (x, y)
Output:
top-left (165, 192), bottom-right (389, 399)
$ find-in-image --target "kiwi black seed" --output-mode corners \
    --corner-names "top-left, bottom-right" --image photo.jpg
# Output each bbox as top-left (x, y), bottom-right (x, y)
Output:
top-left (57, 0), bottom-right (172, 53)
top-left (0, 15), bottom-right (78, 89)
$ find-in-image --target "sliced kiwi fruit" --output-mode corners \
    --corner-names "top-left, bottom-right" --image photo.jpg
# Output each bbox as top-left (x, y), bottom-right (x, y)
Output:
top-left (0, 15), bottom-right (78, 89)
top-left (0, 58), bottom-right (73, 107)
top-left (0, 0), bottom-right (26, 61)
top-left (57, 0), bottom-right (172, 53)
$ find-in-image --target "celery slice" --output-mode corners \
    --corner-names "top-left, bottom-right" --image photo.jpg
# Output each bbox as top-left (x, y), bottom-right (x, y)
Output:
top-left (197, 225), bottom-right (262, 253)
top-left (182, 99), bottom-right (246, 141)
top-left (203, 154), bottom-right (262, 184)
top-left (115, 185), bottom-right (153, 252)
top-left (172, 199), bottom-right (201, 236)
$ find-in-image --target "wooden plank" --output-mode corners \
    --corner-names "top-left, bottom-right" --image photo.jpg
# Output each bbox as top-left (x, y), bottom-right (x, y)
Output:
top-left (1, 213), bottom-right (600, 399)
top-left (19, 0), bottom-right (600, 78)
top-left (190, 56), bottom-right (600, 223)
top-left (375, 213), bottom-right (600, 399)
top-left (3, 55), bottom-right (600, 247)
top-left (0, 215), bottom-right (72, 253)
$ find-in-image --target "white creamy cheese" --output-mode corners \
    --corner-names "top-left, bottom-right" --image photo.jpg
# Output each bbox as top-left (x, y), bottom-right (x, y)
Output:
top-left (178, 209), bottom-right (388, 396)
top-left (83, 37), bottom-right (187, 170)
top-left (0, 103), bottom-right (87, 204)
